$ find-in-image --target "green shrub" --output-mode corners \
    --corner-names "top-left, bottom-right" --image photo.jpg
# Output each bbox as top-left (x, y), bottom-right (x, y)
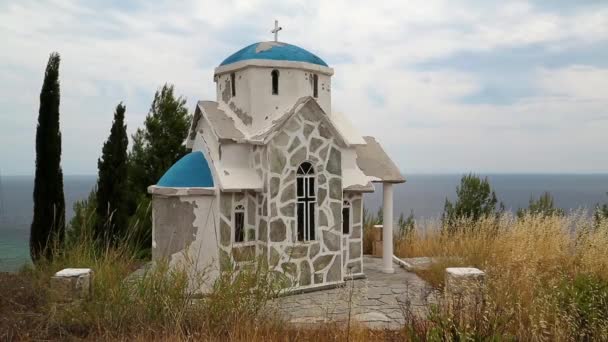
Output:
top-left (442, 174), bottom-right (504, 231)
top-left (66, 188), bottom-right (97, 246)
top-left (517, 191), bottom-right (564, 218)
top-left (556, 274), bottom-right (608, 341)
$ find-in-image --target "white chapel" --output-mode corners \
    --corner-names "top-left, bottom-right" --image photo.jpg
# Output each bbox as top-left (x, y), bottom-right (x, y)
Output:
top-left (148, 23), bottom-right (405, 292)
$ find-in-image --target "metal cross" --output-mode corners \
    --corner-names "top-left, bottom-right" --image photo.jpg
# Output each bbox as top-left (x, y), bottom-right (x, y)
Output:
top-left (271, 19), bottom-right (282, 42)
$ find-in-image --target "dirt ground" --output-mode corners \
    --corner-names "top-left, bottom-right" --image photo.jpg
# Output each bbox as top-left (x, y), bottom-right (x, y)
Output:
top-left (0, 272), bottom-right (48, 340)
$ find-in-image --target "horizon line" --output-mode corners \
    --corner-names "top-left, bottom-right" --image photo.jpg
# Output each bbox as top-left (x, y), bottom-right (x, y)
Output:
top-left (3, 172), bottom-right (608, 177)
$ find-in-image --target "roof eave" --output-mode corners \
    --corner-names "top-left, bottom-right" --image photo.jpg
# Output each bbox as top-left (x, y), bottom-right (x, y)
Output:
top-left (215, 59), bottom-right (334, 76)
top-left (148, 185), bottom-right (216, 197)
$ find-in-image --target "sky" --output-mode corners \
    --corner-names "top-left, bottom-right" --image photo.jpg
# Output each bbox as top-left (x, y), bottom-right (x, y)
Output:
top-left (1, 0), bottom-right (607, 175)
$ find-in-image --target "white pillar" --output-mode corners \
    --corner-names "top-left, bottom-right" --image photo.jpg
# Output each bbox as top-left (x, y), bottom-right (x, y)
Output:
top-left (382, 182), bottom-right (395, 274)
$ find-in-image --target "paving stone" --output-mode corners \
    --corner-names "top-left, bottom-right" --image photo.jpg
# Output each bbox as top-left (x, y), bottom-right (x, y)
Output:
top-left (275, 256), bottom-right (430, 330)
top-left (354, 311), bottom-right (390, 322)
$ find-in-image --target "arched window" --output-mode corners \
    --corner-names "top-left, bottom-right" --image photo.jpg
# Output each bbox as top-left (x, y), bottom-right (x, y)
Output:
top-left (342, 200), bottom-right (351, 235)
top-left (271, 69), bottom-right (279, 95)
top-left (234, 204), bottom-right (245, 243)
top-left (230, 72), bottom-right (236, 96)
top-left (296, 162), bottom-right (316, 241)
top-left (313, 74), bottom-right (318, 98)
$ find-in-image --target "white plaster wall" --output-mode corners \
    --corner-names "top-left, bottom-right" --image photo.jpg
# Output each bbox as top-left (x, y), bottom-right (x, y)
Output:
top-left (248, 67), bottom-right (331, 132)
top-left (216, 69), bottom-right (252, 124)
top-left (192, 116), bottom-right (220, 163)
top-left (190, 116), bottom-right (224, 191)
top-left (164, 195), bottom-right (219, 294)
top-left (220, 143), bottom-right (250, 168)
top-left (342, 148), bottom-right (358, 169)
top-left (217, 67), bottom-right (331, 133)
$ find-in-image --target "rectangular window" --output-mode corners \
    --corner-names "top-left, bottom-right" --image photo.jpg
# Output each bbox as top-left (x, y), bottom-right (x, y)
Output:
top-left (297, 177), bottom-right (304, 197)
top-left (230, 73), bottom-right (236, 97)
top-left (234, 211), bottom-right (244, 242)
top-left (296, 165), bottom-right (316, 242)
top-left (342, 207), bottom-right (350, 234)
top-left (313, 74), bottom-right (318, 98)
top-left (308, 201), bottom-right (315, 240)
top-left (272, 70), bottom-right (279, 95)
top-left (308, 177), bottom-right (315, 196)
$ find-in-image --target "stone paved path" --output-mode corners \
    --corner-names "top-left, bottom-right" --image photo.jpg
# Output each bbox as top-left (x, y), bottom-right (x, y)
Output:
top-left (274, 255), bottom-right (433, 329)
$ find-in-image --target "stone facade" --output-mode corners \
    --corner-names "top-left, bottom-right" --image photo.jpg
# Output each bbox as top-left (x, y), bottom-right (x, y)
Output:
top-left (218, 191), bottom-right (258, 270)
top-left (343, 192), bottom-right (363, 276)
top-left (261, 101), bottom-right (346, 288)
top-left (205, 100), bottom-right (368, 290)
top-left (151, 100), bottom-right (368, 291)
top-left (252, 144), bottom-right (270, 264)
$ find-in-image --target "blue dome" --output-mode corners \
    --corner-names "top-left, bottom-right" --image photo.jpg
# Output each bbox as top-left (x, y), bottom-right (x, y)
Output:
top-left (157, 152), bottom-right (214, 188)
top-left (220, 42), bottom-right (328, 67)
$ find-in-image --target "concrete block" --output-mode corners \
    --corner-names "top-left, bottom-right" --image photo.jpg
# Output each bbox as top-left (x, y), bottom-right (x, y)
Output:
top-left (372, 241), bottom-right (383, 257)
top-left (445, 267), bottom-right (485, 308)
top-left (371, 225), bottom-right (383, 241)
top-left (50, 268), bottom-right (93, 301)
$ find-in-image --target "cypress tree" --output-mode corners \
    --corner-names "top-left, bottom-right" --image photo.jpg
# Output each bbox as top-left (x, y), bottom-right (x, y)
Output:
top-left (95, 103), bottom-right (129, 245)
top-left (30, 52), bottom-right (65, 261)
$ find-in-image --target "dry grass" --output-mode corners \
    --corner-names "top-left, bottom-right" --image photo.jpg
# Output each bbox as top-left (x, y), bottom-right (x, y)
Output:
top-left (5, 213), bottom-right (608, 340)
top-left (2, 230), bottom-right (406, 341)
top-left (393, 212), bottom-right (608, 340)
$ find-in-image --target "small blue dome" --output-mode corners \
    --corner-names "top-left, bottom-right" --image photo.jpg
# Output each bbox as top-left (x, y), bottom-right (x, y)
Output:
top-left (157, 152), bottom-right (214, 188)
top-left (220, 42), bottom-right (328, 67)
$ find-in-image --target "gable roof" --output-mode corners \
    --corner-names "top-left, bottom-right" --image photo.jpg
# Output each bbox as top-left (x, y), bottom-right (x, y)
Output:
top-left (188, 98), bottom-right (362, 150)
top-left (355, 137), bottom-right (405, 183)
top-left (331, 111), bottom-right (367, 146)
top-left (249, 97), bottom-right (349, 147)
top-left (188, 101), bottom-right (245, 146)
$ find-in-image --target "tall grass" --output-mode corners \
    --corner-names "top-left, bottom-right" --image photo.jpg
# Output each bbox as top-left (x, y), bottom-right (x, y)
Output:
top-left (12, 211), bottom-right (608, 340)
top-left (16, 217), bottom-right (290, 340)
top-left (392, 212), bottom-right (608, 340)
top-left (13, 230), bottom-right (401, 340)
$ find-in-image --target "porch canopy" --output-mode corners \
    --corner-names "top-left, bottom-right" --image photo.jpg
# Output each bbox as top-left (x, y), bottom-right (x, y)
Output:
top-left (355, 136), bottom-right (405, 274)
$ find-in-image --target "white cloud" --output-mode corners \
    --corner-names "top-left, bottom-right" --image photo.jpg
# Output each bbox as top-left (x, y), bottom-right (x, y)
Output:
top-left (537, 66), bottom-right (608, 101)
top-left (0, 0), bottom-right (607, 174)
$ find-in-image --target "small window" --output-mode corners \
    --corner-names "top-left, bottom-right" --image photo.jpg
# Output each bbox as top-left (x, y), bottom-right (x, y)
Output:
top-left (271, 69), bottom-right (279, 95)
top-left (230, 73), bottom-right (236, 97)
top-left (342, 200), bottom-right (351, 234)
top-left (296, 162), bottom-right (316, 241)
top-left (234, 204), bottom-right (245, 243)
top-left (313, 74), bottom-right (318, 98)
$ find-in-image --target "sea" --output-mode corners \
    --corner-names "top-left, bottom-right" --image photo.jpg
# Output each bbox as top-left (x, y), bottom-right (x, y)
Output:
top-left (1, 174), bottom-right (607, 272)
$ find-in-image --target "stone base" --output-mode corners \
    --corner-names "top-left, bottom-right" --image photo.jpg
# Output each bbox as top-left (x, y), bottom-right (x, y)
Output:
top-left (445, 267), bottom-right (485, 309)
top-left (381, 267), bottom-right (395, 274)
top-left (372, 241), bottom-right (383, 257)
top-left (399, 257), bottom-right (435, 271)
top-left (371, 225), bottom-right (383, 241)
top-left (50, 268), bottom-right (93, 302)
